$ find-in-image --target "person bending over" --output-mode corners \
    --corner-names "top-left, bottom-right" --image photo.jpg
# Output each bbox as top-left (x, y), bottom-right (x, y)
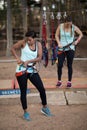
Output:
top-left (11, 30), bottom-right (53, 121)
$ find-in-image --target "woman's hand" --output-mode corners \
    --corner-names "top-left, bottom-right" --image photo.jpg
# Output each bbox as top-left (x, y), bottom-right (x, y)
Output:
top-left (23, 61), bottom-right (29, 67)
top-left (73, 40), bottom-right (78, 46)
top-left (58, 43), bottom-right (63, 48)
top-left (17, 58), bottom-right (24, 65)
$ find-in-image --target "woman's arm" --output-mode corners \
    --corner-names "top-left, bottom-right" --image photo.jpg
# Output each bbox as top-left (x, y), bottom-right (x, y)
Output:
top-left (11, 40), bottom-right (25, 64)
top-left (74, 25), bottom-right (83, 45)
top-left (55, 25), bottom-right (62, 48)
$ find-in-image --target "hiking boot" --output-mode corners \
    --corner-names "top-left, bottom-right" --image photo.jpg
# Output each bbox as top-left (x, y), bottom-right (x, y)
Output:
top-left (23, 112), bottom-right (31, 121)
top-left (67, 82), bottom-right (72, 88)
top-left (56, 81), bottom-right (62, 87)
top-left (41, 107), bottom-right (53, 117)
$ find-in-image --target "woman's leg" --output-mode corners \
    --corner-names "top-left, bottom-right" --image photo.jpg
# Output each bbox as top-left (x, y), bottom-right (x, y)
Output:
top-left (66, 50), bottom-right (75, 81)
top-left (57, 52), bottom-right (65, 81)
top-left (28, 73), bottom-right (47, 106)
top-left (16, 73), bottom-right (27, 110)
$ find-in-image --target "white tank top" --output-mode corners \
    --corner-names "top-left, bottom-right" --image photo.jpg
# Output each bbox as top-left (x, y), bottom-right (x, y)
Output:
top-left (16, 42), bottom-right (38, 73)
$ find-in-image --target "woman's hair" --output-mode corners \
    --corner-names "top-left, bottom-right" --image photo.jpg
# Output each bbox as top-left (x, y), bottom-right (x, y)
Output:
top-left (64, 15), bottom-right (73, 37)
top-left (64, 15), bottom-right (72, 23)
top-left (25, 30), bottom-right (36, 38)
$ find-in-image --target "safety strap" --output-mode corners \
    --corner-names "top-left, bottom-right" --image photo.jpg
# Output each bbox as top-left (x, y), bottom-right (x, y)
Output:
top-left (16, 63), bottom-right (37, 77)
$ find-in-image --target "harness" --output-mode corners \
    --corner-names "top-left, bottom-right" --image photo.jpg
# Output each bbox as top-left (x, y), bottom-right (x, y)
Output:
top-left (16, 63), bottom-right (37, 77)
top-left (58, 41), bottom-right (74, 55)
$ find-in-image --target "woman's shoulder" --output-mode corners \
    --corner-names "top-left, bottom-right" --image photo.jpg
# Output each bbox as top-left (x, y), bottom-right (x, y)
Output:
top-left (72, 24), bottom-right (77, 31)
top-left (60, 23), bottom-right (64, 26)
top-left (17, 39), bottom-right (26, 48)
top-left (72, 24), bottom-right (77, 28)
top-left (17, 39), bottom-right (25, 44)
top-left (36, 40), bottom-right (42, 48)
top-left (58, 23), bottom-right (64, 31)
top-left (36, 40), bottom-right (41, 45)
top-left (59, 23), bottom-right (64, 28)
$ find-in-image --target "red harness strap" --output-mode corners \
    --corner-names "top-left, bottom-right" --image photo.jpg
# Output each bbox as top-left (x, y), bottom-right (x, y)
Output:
top-left (15, 71), bottom-right (27, 77)
top-left (58, 51), bottom-right (65, 54)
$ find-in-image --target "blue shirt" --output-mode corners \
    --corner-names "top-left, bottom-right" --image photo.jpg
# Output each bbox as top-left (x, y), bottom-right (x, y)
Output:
top-left (59, 24), bottom-right (75, 51)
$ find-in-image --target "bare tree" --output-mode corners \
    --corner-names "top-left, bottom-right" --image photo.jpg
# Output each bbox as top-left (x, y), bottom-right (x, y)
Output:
top-left (6, 0), bottom-right (13, 56)
top-left (21, 0), bottom-right (27, 37)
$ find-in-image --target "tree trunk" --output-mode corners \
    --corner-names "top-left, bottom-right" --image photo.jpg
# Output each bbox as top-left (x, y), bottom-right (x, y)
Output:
top-left (21, 0), bottom-right (27, 37)
top-left (6, 0), bottom-right (13, 56)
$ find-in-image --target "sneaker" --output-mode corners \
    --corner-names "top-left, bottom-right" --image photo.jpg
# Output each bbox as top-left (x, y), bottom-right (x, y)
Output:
top-left (67, 82), bottom-right (72, 88)
top-left (41, 107), bottom-right (53, 117)
top-left (23, 112), bottom-right (31, 121)
top-left (56, 81), bottom-right (62, 87)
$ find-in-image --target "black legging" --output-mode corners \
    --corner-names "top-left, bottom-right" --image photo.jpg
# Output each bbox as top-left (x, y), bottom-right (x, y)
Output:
top-left (57, 50), bottom-right (75, 81)
top-left (16, 73), bottom-right (47, 110)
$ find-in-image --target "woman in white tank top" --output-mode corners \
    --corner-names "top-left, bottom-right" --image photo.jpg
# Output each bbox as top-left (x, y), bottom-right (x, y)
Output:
top-left (11, 31), bottom-right (53, 121)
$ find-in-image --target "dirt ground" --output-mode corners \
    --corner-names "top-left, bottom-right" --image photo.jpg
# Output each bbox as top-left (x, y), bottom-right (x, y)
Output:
top-left (0, 36), bottom-right (87, 130)
top-left (0, 104), bottom-right (87, 130)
